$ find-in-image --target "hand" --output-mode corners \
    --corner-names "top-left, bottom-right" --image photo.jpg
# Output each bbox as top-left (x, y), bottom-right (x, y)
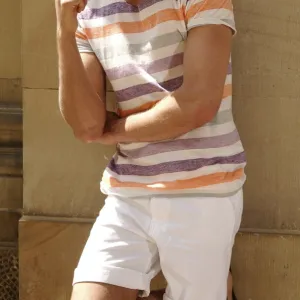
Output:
top-left (105, 111), bottom-right (119, 127)
top-left (97, 111), bottom-right (120, 145)
top-left (55, 0), bottom-right (87, 35)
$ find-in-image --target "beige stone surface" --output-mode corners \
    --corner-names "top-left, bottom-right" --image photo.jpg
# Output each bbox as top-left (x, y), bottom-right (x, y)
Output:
top-left (0, 1), bottom-right (21, 78)
top-left (21, 0), bottom-right (117, 90)
top-left (19, 219), bottom-right (89, 300)
top-left (232, 0), bottom-right (300, 230)
top-left (0, 79), bottom-right (22, 104)
top-left (0, 178), bottom-right (23, 209)
top-left (0, 212), bottom-right (20, 243)
top-left (232, 233), bottom-right (300, 300)
top-left (19, 218), bottom-right (165, 300)
top-left (23, 89), bottom-right (115, 217)
top-left (22, 0), bottom-right (58, 89)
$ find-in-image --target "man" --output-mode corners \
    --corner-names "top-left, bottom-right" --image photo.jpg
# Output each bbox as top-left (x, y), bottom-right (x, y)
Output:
top-left (55, 0), bottom-right (245, 299)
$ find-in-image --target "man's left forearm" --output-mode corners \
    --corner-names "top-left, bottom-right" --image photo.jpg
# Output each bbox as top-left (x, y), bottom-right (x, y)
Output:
top-left (102, 88), bottom-right (220, 144)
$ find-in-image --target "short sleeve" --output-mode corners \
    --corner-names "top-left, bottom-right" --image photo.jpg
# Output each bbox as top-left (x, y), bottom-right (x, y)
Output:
top-left (184, 0), bottom-right (236, 35)
top-left (75, 21), bottom-right (94, 53)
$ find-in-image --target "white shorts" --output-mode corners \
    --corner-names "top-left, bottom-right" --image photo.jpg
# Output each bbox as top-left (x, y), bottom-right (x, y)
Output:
top-left (73, 190), bottom-right (243, 300)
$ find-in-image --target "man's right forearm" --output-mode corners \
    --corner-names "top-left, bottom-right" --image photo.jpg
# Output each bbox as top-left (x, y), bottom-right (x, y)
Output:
top-left (57, 32), bottom-right (106, 142)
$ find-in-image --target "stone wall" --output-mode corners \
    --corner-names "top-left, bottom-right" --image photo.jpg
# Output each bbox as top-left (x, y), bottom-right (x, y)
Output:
top-left (11, 0), bottom-right (300, 299)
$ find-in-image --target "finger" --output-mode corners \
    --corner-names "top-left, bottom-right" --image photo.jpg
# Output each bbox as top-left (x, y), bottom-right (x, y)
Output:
top-left (77, 0), bottom-right (86, 12)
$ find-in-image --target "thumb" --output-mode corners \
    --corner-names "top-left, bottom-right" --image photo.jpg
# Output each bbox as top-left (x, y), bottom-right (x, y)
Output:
top-left (77, 0), bottom-right (87, 13)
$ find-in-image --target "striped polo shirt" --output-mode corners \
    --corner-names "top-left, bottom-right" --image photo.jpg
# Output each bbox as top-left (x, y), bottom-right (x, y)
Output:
top-left (76, 0), bottom-right (246, 197)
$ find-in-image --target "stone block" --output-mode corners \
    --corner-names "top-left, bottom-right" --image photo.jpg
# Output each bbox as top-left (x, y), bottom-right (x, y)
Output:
top-left (23, 89), bottom-right (115, 217)
top-left (0, 2), bottom-right (21, 78)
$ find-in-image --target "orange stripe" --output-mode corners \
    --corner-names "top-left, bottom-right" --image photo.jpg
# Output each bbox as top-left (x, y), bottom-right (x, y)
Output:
top-left (85, 8), bottom-right (185, 39)
top-left (223, 83), bottom-right (232, 98)
top-left (103, 168), bottom-right (244, 191)
top-left (118, 84), bottom-right (232, 117)
top-left (186, 0), bottom-right (233, 20)
top-left (118, 100), bottom-right (160, 117)
top-left (75, 31), bottom-right (88, 40)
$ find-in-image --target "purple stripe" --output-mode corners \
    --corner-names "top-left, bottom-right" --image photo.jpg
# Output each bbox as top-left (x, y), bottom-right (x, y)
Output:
top-left (108, 152), bottom-right (246, 176)
top-left (78, 0), bottom-right (163, 19)
top-left (119, 130), bottom-right (240, 159)
top-left (228, 63), bottom-right (232, 75)
top-left (115, 76), bottom-right (183, 102)
top-left (106, 53), bottom-right (184, 80)
top-left (108, 59), bottom-right (231, 81)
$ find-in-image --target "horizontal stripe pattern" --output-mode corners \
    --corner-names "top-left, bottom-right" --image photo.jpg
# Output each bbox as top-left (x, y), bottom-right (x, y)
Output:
top-left (106, 53), bottom-right (184, 80)
top-left (108, 152), bottom-right (245, 176)
top-left (117, 74), bottom-right (231, 112)
top-left (119, 121), bottom-right (237, 152)
top-left (116, 81), bottom-right (230, 106)
top-left (186, 0), bottom-right (233, 19)
top-left (118, 129), bottom-right (239, 159)
top-left (117, 76), bottom-right (232, 116)
top-left (112, 65), bottom-right (183, 91)
top-left (115, 76), bottom-right (183, 101)
top-left (76, 0), bottom-right (244, 196)
top-left (79, 0), bottom-right (164, 19)
top-left (94, 31), bottom-right (185, 62)
top-left (115, 145), bottom-right (244, 169)
top-left (84, 8), bottom-right (185, 39)
top-left (102, 168), bottom-right (244, 190)
top-left (104, 161), bottom-right (246, 184)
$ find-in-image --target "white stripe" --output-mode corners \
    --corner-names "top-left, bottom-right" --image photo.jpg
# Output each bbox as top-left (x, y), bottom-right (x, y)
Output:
top-left (100, 42), bottom-right (184, 71)
top-left (219, 95), bottom-right (232, 112)
top-left (104, 162), bottom-right (246, 184)
top-left (115, 141), bottom-right (244, 165)
top-left (86, 0), bottom-right (121, 8)
top-left (181, 121), bottom-right (236, 139)
top-left (189, 9), bottom-right (234, 20)
top-left (225, 75), bottom-right (232, 85)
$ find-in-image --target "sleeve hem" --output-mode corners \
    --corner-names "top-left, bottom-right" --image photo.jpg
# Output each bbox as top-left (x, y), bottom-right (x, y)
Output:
top-left (78, 49), bottom-right (95, 53)
top-left (187, 18), bottom-right (237, 36)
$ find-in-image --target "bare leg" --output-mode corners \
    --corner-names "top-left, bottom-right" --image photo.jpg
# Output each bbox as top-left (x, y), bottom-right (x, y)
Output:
top-left (71, 282), bottom-right (138, 300)
top-left (227, 271), bottom-right (233, 300)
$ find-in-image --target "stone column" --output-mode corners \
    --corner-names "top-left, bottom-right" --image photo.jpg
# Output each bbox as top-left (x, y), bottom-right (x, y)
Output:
top-left (231, 1), bottom-right (300, 298)
top-left (0, 2), bottom-right (22, 300)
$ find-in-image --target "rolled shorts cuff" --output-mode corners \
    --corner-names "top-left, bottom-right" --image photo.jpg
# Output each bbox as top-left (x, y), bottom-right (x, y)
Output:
top-left (73, 265), bottom-right (151, 297)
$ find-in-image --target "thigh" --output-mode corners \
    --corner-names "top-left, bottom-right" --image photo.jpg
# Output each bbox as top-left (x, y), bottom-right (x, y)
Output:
top-left (156, 190), bottom-right (243, 300)
top-left (71, 282), bottom-right (138, 300)
top-left (73, 196), bottom-right (160, 297)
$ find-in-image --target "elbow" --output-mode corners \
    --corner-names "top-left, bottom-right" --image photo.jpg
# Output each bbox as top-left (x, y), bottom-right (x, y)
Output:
top-left (190, 99), bottom-right (221, 128)
top-left (179, 86), bottom-right (222, 129)
top-left (61, 115), bottom-right (104, 143)
top-left (59, 108), bottom-right (105, 143)
top-left (74, 128), bottom-right (104, 143)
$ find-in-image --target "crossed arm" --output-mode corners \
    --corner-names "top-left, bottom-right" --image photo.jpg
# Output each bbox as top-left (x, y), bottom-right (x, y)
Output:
top-left (57, 25), bottom-right (232, 145)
